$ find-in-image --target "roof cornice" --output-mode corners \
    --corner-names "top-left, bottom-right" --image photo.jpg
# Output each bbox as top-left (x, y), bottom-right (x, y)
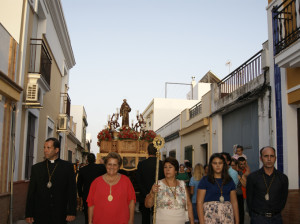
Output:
top-left (45, 0), bottom-right (76, 69)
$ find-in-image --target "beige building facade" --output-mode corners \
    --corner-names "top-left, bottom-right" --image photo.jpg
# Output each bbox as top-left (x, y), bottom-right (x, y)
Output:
top-left (179, 91), bottom-right (211, 166)
top-left (0, 1), bottom-right (83, 222)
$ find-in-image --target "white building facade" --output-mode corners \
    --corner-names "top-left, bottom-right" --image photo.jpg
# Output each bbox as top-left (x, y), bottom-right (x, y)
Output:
top-left (266, 0), bottom-right (300, 190)
top-left (156, 115), bottom-right (181, 161)
top-left (142, 98), bottom-right (199, 131)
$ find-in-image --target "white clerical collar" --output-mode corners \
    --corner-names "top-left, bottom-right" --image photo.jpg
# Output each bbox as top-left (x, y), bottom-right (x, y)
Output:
top-left (50, 159), bottom-right (55, 163)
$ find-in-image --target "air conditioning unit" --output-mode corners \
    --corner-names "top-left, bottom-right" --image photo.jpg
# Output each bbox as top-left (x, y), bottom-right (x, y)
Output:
top-left (58, 114), bottom-right (68, 131)
top-left (26, 83), bottom-right (39, 101)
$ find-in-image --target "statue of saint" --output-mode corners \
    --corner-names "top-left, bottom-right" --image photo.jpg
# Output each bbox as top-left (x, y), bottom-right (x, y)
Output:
top-left (120, 99), bottom-right (131, 127)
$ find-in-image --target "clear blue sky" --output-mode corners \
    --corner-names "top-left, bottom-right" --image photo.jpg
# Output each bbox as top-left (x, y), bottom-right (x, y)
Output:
top-left (61, 0), bottom-right (268, 153)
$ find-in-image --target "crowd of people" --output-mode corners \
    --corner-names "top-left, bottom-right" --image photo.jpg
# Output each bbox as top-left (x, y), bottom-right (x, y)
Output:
top-left (24, 138), bottom-right (289, 224)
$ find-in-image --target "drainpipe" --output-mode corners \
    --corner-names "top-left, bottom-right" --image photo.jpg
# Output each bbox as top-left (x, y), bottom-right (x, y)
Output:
top-left (262, 67), bottom-right (273, 146)
top-left (9, 104), bottom-right (16, 224)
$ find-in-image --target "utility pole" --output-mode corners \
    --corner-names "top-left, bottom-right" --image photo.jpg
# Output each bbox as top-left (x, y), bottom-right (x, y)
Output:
top-left (225, 60), bottom-right (232, 74)
top-left (165, 82), bottom-right (193, 99)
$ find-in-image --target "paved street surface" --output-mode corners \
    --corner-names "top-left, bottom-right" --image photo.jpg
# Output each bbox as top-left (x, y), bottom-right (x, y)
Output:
top-left (70, 210), bottom-right (249, 224)
top-left (16, 210), bottom-right (249, 224)
top-left (70, 210), bottom-right (142, 224)
top-left (16, 203), bottom-right (249, 224)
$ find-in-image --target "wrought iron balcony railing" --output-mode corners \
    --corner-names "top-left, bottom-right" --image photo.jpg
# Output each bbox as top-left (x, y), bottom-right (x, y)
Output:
top-left (29, 39), bottom-right (52, 86)
top-left (273, 0), bottom-right (300, 55)
top-left (218, 50), bottom-right (263, 98)
top-left (189, 101), bottom-right (202, 119)
top-left (61, 93), bottom-right (71, 117)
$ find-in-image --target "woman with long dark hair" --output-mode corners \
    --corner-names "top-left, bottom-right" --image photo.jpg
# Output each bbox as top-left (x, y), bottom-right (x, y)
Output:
top-left (197, 153), bottom-right (239, 224)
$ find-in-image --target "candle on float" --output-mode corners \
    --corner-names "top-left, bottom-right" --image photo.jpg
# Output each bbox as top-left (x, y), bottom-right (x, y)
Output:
top-left (116, 108), bottom-right (119, 115)
top-left (136, 110), bottom-right (139, 116)
top-left (107, 115), bottom-right (110, 122)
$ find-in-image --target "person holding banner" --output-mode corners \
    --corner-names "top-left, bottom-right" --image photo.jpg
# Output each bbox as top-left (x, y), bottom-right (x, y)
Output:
top-left (145, 157), bottom-right (194, 224)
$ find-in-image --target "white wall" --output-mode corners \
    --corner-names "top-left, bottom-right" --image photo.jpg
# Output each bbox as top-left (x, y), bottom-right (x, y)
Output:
top-left (164, 138), bottom-right (181, 162)
top-left (211, 114), bottom-right (222, 154)
top-left (258, 88), bottom-right (272, 149)
top-left (71, 105), bottom-right (83, 141)
top-left (0, 0), bottom-right (23, 42)
top-left (153, 98), bottom-right (198, 131)
top-left (187, 82), bottom-right (211, 100)
top-left (45, 16), bottom-right (66, 74)
top-left (267, 0), bottom-right (299, 189)
top-left (156, 115), bottom-right (181, 161)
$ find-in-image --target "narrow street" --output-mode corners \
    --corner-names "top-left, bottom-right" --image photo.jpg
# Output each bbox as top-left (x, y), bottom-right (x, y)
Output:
top-left (70, 211), bottom-right (142, 224)
top-left (15, 201), bottom-right (249, 224)
top-left (2, 1), bottom-right (300, 224)
top-left (70, 210), bottom-right (249, 224)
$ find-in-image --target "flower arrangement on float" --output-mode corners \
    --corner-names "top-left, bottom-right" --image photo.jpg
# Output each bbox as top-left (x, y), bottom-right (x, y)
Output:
top-left (140, 130), bottom-right (157, 142)
top-left (97, 129), bottom-right (112, 146)
top-left (118, 126), bottom-right (139, 140)
top-left (97, 127), bottom-right (158, 145)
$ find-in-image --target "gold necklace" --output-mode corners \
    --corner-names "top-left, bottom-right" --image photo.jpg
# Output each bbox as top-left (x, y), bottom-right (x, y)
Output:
top-left (104, 174), bottom-right (120, 202)
top-left (215, 178), bottom-right (224, 203)
top-left (46, 161), bottom-right (58, 188)
top-left (165, 179), bottom-right (177, 199)
top-left (262, 173), bottom-right (275, 201)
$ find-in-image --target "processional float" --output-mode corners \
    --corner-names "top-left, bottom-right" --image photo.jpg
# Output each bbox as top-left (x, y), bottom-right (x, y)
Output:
top-left (97, 99), bottom-right (165, 224)
top-left (97, 99), bottom-right (156, 170)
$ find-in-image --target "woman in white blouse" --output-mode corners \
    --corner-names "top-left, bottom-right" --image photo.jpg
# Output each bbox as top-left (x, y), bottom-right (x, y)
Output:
top-left (145, 157), bottom-right (194, 224)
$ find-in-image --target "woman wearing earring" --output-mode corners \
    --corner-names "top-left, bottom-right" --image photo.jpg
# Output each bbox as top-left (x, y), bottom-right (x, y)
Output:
top-left (87, 152), bottom-right (136, 224)
top-left (197, 153), bottom-right (239, 224)
top-left (145, 157), bottom-right (194, 224)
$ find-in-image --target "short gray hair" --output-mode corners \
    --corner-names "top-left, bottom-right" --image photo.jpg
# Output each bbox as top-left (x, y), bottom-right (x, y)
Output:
top-left (104, 152), bottom-right (122, 167)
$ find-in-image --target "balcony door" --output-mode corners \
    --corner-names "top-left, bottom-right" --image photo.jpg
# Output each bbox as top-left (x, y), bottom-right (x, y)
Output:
top-left (184, 145), bottom-right (193, 165)
top-left (25, 113), bottom-right (36, 179)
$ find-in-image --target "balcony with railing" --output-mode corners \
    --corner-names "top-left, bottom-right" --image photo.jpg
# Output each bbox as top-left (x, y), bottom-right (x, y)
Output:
top-left (273, 0), bottom-right (300, 55)
top-left (61, 93), bottom-right (71, 117)
top-left (189, 101), bottom-right (202, 119)
top-left (29, 39), bottom-right (52, 86)
top-left (218, 50), bottom-right (263, 98)
top-left (273, 0), bottom-right (300, 67)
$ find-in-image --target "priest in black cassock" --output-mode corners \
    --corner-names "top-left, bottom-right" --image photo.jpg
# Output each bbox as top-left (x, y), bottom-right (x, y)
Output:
top-left (25, 137), bottom-right (77, 224)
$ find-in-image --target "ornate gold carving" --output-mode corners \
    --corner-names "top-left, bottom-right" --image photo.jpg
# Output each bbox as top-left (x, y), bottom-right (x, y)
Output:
top-left (153, 135), bottom-right (165, 151)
